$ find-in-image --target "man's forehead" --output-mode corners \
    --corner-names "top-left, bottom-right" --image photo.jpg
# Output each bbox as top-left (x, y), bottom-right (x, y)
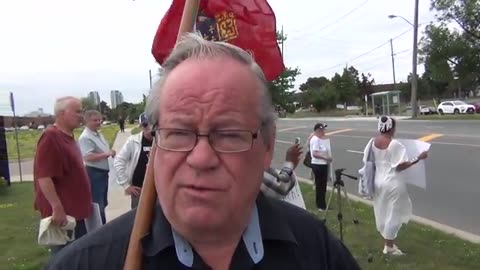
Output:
top-left (160, 58), bottom-right (259, 103)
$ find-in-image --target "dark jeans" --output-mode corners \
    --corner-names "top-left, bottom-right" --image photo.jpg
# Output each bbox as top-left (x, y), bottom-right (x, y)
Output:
top-left (311, 164), bottom-right (329, 210)
top-left (50, 220), bottom-right (87, 255)
top-left (131, 194), bottom-right (140, 209)
top-left (86, 166), bottom-right (109, 224)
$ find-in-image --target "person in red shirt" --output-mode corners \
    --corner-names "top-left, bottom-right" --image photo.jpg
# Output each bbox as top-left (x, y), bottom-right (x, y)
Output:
top-left (34, 96), bottom-right (92, 254)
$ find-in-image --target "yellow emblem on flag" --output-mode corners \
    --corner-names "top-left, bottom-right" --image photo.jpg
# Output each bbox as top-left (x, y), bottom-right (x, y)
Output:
top-left (215, 11), bottom-right (239, 42)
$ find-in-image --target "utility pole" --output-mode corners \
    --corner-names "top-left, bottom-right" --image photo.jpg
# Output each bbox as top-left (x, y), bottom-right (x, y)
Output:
top-left (390, 39), bottom-right (397, 89)
top-left (281, 25), bottom-right (284, 60)
top-left (149, 69), bottom-right (153, 90)
top-left (411, 0), bottom-right (420, 118)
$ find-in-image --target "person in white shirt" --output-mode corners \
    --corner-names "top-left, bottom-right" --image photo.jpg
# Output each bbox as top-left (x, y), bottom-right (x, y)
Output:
top-left (114, 113), bottom-right (153, 209)
top-left (309, 123), bottom-right (332, 211)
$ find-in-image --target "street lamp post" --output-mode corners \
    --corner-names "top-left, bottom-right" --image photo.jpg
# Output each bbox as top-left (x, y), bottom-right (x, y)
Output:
top-left (388, 0), bottom-right (420, 118)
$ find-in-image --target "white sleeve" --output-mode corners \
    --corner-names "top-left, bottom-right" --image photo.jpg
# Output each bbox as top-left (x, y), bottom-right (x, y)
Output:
top-left (391, 140), bottom-right (409, 168)
top-left (114, 137), bottom-right (134, 188)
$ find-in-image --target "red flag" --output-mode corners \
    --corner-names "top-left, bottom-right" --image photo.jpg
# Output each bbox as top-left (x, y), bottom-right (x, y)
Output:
top-left (152, 0), bottom-right (285, 81)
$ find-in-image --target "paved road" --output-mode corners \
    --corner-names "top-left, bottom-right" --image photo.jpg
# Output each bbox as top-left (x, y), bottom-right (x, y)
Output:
top-left (7, 117), bottom-right (480, 236)
top-left (271, 117), bottom-right (480, 236)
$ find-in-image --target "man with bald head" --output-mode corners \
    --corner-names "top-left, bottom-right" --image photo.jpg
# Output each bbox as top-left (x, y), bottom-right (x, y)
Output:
top-left (34, 96), bottom-right (92, 254)
top-left (46, 35), bottom-right (359, 269)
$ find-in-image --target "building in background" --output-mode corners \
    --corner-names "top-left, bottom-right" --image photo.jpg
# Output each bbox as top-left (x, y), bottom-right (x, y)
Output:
top-left (24, 108), bottom-right (50, 118)
top-left (110, 90), bottom-right (124, 109)
top-left (88, 91), bottom-right (101, 106)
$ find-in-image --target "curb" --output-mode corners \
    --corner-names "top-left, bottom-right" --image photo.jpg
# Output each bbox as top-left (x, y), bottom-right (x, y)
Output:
top-left (297, 176), bottom-right (480, 244)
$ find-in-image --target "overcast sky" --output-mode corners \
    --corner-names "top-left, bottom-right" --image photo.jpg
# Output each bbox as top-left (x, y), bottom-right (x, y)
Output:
top-left (0, 0), bottom-right (435, 116)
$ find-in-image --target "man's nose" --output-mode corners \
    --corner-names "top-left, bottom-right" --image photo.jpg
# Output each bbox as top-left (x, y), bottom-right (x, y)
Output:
top-left (186, 136), bottom-right (220, 170)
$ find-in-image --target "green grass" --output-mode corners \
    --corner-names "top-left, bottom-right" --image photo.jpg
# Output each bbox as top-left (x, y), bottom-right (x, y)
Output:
top-left (300, 183), bottom-right (480, 269)
top-left (415, 114), bottom-right (480, 120)
top-left (0, 183), bottom-right (49, 270)
top-left (6, 125), bottom-right (119, 161)
top-left (1, 181), bottom-right (478, 270)
top-left (130, 127), bottom-right (141, 135)
top-left (287, 110), bottom-right (363, 118)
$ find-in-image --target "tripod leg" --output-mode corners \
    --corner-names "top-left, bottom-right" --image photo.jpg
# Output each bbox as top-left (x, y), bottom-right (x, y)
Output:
top-left (336, 184), bottom-right (344, 242)
top-left (341, 187), bottom-right (359, 224)
top-left (323, 185), bottom-right (336, 222)
top-left (341, 186), bottom-right (374, 263)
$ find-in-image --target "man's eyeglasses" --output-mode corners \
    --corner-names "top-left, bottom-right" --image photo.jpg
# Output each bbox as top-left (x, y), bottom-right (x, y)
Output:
top-left (153, 128), bottom-right (260, 153)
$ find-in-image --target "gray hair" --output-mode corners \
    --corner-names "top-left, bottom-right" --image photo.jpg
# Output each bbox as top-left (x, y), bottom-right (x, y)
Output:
top-left (54, 96), bottom-right (80, 116)
top-left (145, 33), bottom-right (276, 143)
top-left (84, 110), bottom-right (102, 121)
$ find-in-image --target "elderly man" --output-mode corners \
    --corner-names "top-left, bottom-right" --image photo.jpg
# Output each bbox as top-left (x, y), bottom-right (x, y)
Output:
top-left (34, 96), bottom-right (92, 254)
top-left (78, 110), bottom-right (116, 224)
top-left (46, 34), bottom-right (360, 269)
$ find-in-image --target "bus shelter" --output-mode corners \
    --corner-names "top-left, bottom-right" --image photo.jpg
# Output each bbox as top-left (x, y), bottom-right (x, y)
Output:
top-left (370, 90), bottom-right (401, 116)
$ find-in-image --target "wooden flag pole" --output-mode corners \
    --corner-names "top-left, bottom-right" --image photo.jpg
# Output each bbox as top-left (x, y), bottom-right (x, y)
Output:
top-left (123, 1), bottom-right (200, 269)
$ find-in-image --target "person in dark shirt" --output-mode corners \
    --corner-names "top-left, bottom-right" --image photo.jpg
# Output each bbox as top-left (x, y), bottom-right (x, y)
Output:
top-left (114, 113), bottom-right (153, 209)
top-left (45, 34), bottom-right (360, 269)
top-left (118, 117), bottom-right (126, 133)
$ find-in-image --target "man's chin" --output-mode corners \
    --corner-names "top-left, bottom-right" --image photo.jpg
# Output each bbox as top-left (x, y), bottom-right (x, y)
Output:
top-left (180, 207), bottom-right (226, 230)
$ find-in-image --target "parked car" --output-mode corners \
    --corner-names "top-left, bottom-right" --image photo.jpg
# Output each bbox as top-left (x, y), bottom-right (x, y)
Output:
top-left (469, 102), bottom-right (480, 113)
top-left (419, 105), bottom-right (437, 115)
top-left (437, 100), bottom-right (476, 115)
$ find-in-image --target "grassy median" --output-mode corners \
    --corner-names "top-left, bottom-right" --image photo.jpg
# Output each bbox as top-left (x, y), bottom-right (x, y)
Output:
top-left (300, 183), bottom-right (480, 270)
top-left (5, 125), bottom-right (120, 161)
top-left (1, 181), bottom-right (479, 269)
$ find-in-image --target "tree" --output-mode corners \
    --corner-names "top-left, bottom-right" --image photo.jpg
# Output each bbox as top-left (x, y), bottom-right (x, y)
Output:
top-left (335, 66), bottom-right (360, 106)
top-left (99, 101), bottom-right (111, 117)
top-left (431, 0), bottom-right (480, 41)
top-left (299, 77), bottom-right (329, 92)
top-left (269, 67), bottom-right (301, 111)
top-left (268, 30), bottom-right (300, 112)
top-left (358, 73), bottom-right (375, 97)
top-left (81, 97), bottom-right (96, 111)
top-left (418, 1), bottom-right (480, 98)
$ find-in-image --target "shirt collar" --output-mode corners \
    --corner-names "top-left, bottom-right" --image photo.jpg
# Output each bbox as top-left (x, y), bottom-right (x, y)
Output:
top-left (141, 193), bottom-right (297, 265)
top-left (85, 127), bottom-right (100, 136)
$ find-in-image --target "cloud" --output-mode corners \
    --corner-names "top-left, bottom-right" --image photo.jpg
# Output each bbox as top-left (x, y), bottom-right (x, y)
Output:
top-left (0, 0), bottom-right (435, 115)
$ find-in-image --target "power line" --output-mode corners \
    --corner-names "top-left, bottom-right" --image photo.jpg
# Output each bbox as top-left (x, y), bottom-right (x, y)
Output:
top-left (315, 28), bottom-right (413, 73)
top-left (290, 0), bottom-right (370, 41)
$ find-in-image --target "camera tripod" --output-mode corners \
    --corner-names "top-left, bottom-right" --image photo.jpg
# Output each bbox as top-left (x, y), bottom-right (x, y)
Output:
top-left (322, 168), bottom-right (374, 263)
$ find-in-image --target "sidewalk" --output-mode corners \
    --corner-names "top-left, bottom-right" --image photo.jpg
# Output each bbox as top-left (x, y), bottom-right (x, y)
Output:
top-left (105, 129), bottom-right (133, 222)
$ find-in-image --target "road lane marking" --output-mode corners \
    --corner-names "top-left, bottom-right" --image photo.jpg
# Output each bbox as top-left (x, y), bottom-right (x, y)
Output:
top-left (417, 133), bottom-right (444, 142)
top-left (277, 126), bottom-right (307, 132)
top-left (431, 141), bottom-right (480, 148)
top-left (346, 150), bottom-right (363, 154)
top-left (276, 129), bottom-right (354, 145)
top-left (326, 128), bottom-right (353, 136)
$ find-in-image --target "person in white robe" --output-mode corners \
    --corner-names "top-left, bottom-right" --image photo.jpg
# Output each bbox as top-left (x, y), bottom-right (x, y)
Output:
top-left (367, 116), bottom-right (428, 255)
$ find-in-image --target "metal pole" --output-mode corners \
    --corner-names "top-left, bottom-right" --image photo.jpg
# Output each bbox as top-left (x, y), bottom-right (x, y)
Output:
top-left (411, 0), bottom-right (420, 118)
top-left (390, 39), bottom-right (397, 88)
top-left (149, 70), bottom-right (153, 90)
top-left (10, 92), bottom-right (22, 183)
top-left (281, 25), bottom-right (284, 60)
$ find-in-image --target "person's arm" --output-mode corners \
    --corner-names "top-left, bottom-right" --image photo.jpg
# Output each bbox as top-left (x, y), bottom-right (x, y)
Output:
top-left (114, 137), bottom-right (133, 188)
top-left (392, 141), bottom-right (428, 172)
top-left (396, 151), bottom-right (428, 172)
top-left (78, 136), bottom-right (113, 162)
top-left (262, 143), bottom-right (303, 195)
top-left (262, 167), bottom-right (296, 196)
top-left (35, 133), bottom-right (67, 226)
top-left (312, 140), bottom-right (331, 161)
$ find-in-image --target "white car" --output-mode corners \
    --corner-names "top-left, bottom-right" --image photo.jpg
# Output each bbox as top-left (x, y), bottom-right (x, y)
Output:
top-left (437, 100), bottom-right (475, 115)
